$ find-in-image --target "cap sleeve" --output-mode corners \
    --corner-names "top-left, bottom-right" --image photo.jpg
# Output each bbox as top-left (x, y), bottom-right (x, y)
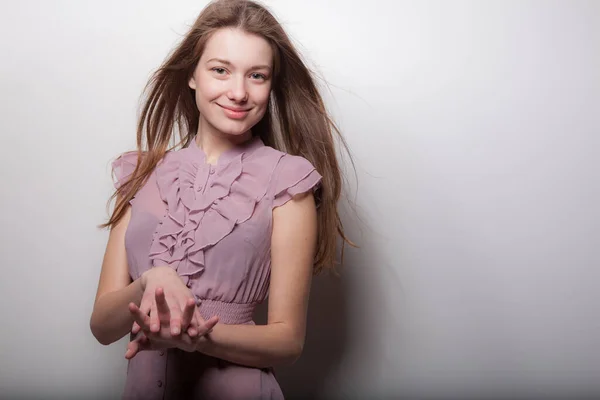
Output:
top-left (111, 151), bottom-right (139, 189)
top-left (272, 154), bottom-right (322, 208)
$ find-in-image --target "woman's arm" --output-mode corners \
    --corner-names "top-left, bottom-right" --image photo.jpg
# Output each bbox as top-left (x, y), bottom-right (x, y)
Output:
top-left (90, 205), bottom-right (143, 345)
top-left (92, 201), bottom-right (218, 346)
top-left (195, 191), bottom-right (317, 368)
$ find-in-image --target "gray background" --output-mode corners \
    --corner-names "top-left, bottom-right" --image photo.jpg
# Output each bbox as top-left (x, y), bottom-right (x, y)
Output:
top-left (0, 0), bottom-right (598, 399)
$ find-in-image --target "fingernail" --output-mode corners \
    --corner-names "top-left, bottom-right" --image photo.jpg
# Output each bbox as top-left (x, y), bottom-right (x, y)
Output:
top-left (172, 327), bottom-right (180, 335)
top-left (152, 324), bottom-right (159, 331)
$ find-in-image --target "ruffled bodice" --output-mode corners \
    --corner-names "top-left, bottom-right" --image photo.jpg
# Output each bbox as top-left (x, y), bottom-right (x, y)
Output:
top-left (112, 135), bottom-right (322, 400)
top-left (111, 136), bottom-right (322, 322)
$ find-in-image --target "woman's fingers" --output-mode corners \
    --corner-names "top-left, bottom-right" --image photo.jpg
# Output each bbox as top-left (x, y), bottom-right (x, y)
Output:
top-left (155, 287), bottom-right (171, 324)
top-left (125, 333), bottom-right (152, 359)
top-left (149, 297), bottom-right (160, 333)
top-left (125, 336), bottom-right (142, 359)
top-left (141, 274), bottom-right (213, 338)
top-left (132, 321), bottom-right (141, 335)
top-left (202, 316), bottom-right (219, 334)
top-left (189, 308), bottom-right (219, 336)
top-left (128, 303), bottom-right (151, 332)
top-left (181, 298), bottom-right (196, 336)
top-left (132, 297), bottom-right (152, 334)
top-left (187, 307), bottom-right (204, 337)
top-left (156, 288), bottom-right (183, 336)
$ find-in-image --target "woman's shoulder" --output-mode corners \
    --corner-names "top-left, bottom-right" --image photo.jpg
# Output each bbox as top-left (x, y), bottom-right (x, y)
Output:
top-left (113, 150), bottom-right (139, 165)
top-left (253, 145), bottom-right (316, 171)
top-left (111, 151), bottom-right (143, 189)
top-left (253, 146), bottom-right (322, 207)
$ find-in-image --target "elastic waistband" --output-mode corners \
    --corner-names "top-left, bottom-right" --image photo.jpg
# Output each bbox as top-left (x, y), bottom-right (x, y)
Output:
top-left (198, 298), bottom-right (256, 325)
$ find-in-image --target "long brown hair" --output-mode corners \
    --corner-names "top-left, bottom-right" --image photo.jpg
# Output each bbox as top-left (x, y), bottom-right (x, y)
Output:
top-left (102, 0), bottom-right (354, 274)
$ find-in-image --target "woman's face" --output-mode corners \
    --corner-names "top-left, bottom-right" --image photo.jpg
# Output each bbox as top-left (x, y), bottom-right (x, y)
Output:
top-left (189, 28), bottom-right (273, 138)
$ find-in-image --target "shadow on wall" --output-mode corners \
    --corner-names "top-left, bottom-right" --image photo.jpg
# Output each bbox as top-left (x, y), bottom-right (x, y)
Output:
top-left (254, 183), bottom-right (394, 398)
top-left (254, 270), bottom-right (351, 399)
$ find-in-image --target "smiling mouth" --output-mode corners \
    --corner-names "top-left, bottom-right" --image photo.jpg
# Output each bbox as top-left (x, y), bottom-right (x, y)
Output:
top-left (217, 104), bottom-right (251, 112)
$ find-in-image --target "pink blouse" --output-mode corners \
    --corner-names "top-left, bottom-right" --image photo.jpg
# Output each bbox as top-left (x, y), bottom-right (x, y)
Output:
top-left (112, 135), bottom-right (321, 400)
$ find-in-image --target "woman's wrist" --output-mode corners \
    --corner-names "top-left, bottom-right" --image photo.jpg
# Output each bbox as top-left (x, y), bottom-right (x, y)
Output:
top-left (139, 271), bottom-right (148, 292)
top-left (194, 333), bottom-right (211, 353)
top-left (141, 266), bottom-right (178, 289)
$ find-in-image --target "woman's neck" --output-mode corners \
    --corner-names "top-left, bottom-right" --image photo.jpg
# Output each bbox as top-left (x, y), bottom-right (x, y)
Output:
top-left (195, 119), bottom-right (252, 164)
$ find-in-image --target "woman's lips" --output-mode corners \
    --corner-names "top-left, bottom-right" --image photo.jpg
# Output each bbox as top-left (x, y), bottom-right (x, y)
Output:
top-left (217, 104), bottom-right (251, 119)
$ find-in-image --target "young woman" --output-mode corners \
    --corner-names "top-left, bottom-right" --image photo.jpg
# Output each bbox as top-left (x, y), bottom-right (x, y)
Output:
top-left (90, 0), bottom-right (352, 398)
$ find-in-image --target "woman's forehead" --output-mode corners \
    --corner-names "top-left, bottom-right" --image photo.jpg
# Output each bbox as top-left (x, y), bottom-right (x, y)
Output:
top-left (202, 28), bottom-right (273, 68)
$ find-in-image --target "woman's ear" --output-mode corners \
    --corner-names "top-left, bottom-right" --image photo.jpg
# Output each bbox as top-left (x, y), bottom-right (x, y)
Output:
top-left (188, 75), bottom-right (197, 90)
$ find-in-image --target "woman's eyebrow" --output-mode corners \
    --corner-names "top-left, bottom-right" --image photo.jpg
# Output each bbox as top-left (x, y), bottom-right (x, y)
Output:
top-left (207, 58), bottom-right (272, 71)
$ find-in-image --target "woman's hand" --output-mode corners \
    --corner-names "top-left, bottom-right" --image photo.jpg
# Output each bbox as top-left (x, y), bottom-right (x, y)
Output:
top-left (125, 330), bottom-right (201, 358)
top-left (133, 266), bottom-right (205, 337)
top-left (125, 288), bottom-right (218, 359)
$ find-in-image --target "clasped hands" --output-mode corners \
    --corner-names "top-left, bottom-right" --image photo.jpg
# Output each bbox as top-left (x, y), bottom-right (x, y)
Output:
top-left (125, 266), bottom-right (219, 359)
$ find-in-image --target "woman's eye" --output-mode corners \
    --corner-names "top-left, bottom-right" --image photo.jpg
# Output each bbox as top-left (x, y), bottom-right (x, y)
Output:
top-left (212, 68), bottom-right (226, 74)
top-left (251, 73), bottom-right (266, 80)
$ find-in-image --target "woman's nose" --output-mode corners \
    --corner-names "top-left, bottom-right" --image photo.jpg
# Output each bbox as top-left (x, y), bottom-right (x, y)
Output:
top-left (227, 76), bottom-right (248, 102)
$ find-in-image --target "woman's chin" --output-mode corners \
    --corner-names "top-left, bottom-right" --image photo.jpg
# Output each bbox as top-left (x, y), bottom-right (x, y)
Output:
top-left (214, 123), bottom-right (253, 138)
top-left (200, 114), bottom-right (257, 139)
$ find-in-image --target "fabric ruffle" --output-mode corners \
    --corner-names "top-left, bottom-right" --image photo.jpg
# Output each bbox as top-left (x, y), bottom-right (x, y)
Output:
top-left (149, 145), bottom-right (282, 284)
top-left (111, 151), bottom-right (139, 190)
top-left (273, 155), bottom-right (323, 208)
